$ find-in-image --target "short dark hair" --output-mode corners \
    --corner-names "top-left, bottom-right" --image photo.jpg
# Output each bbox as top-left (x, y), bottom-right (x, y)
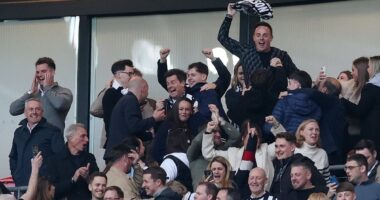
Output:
top-left (35, 57), bottom-right (56, 70)
top-left (253, 21), bottom-right (273, 37)
top-left (336, 182), bottom-right (355, 193)
top-left (276, 132), bottom-right (297, 145)
top-left (88, 171), bottom-right (107, 184)
top-left (289, 70), bottom-right (312, 88)
top-left (188, 62), bottom-right (209, 76)
top-left (291, 160), bottom-right (312, 174)
top-left (111, 59), bottom-right (134, 74)
top-left (108, 143), bottom-right (132, 163)
top-left (165, 69), bottom-right (187, 83)
top-left (347, 154), bottom-right (368, 172)
top-left (143, 166), bottom-right (167, 185)
top-left (197, 182), bottom-right (218, 200)
top-left (219, 188), bottom-right (240, 200)
top-left (354, 139), bottom-right (377, 154)
top-left (105, 186), bottom-right (124, 198)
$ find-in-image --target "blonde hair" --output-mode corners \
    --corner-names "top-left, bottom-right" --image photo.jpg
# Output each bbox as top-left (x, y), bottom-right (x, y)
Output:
top-left (230, 62), bottom-right (243, 90)
top-left (307, 192), bottom-right (329, 200)
top-left (206, 156), bottom-right (233, 188)
top-left (369, 56), bottom-right (380, 78)
top-left (295, 119), bottom-right (321, 148)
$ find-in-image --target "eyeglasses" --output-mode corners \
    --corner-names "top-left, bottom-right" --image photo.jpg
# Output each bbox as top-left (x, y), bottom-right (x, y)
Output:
top-left (119, 71), bottom-right (134, 76)
top-left (344, 165), bottom-right (360, 171)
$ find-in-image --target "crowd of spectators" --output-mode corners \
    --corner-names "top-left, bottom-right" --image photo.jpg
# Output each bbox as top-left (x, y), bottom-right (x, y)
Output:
top-left (3, 3), bottom-right (380, 200)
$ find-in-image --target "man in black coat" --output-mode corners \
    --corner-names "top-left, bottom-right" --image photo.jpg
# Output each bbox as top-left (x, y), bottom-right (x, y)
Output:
top-left (270, 133), bottom-right (326, 199)
top-left (47, 123), bottom-right (99, 200)
top-left (104, 77), bottom-right (165, 161)
top-left (9, 98), bottom-right (64, 186)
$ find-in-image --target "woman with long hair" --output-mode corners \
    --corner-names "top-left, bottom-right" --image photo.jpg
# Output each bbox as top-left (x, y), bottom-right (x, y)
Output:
top-left (152, 98), bottom-right (193, 164)
top-left (343, 55), bottom-right (380, 154)
top-left (294, 119), bottom-right (331, 183)
top-left (204, 156), bottom-right (234, 189)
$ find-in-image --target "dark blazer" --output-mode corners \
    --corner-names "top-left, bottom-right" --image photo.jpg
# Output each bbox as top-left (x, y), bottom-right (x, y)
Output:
top-left (155, 187), bottom-right (182, 200)
top-left (9, 118), bottom-right (64, 186)
top-left (104, 91), bottom-right (155, 160)
top-left (102, 87), bottom-right (123, 140)
top-left (47, 144), bottom-right (99, 200)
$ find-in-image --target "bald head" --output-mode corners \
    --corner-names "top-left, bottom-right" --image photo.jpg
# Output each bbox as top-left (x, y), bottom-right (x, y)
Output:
top-left (319, 77), bottom-right (341, 96)
top-left (127, 77), bottom-right (149, 102)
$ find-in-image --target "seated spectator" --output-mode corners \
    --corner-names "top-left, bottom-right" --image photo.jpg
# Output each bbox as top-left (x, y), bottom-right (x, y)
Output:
top-left (47, 123), bottom-right (99, 200)
top-left (335, 182), bottom-right (356, 200)
top-left (166, 180), bottom-right (195, 200)
top-left (142, 166), bottom-right (182, 200)
top-left (353, 139), bottom-right (379, 182)
top-left (216, 187), bottom-right (240, 200)
top-left (337, 70), bottom-right (353, 81)
top-left (202, 119), bottom-right (274, 197)
top-left (282, 161), bottom-right (329, 200)
top-left (9, 98), bottom-right (64, 186)
top-left (345, 154), bottom-right (380, 200)
top-left (245, 167), bottom-right (276, 200)
top-left (307, 192), bottom-right (329, 200)
top-left (104, 186), bottom-right (124, 200)
top-left (88, 172), bottom-right (107, 200)
top-left (294, 119), bottom-right (331, 183)
top-left (194, 182), bottom-right (219, 200)
top-left (270, 133), bottom-right (325, 198)
top-left (187, 105), bottom-right (240, 191)
top-left (342, 56), bottom-right (380, 155)
top-left (203, 156), bottom-right (235, 189)
top-left (152, 98), bottom-right (194, 163)
top-left (160, 128), bottom-right (192, 192)
top-left (104, 141), bottom-right (142, 200)
top-left (266, 70), bottom-right (321, 135)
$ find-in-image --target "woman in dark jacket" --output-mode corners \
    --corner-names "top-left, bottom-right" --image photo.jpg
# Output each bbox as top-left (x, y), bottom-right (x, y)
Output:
top-left (151, 98), bottom-right (194, 164)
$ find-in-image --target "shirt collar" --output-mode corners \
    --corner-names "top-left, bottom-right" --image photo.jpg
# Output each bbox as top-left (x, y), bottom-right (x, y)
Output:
top-left (112, 80), bottom-right (128, 95)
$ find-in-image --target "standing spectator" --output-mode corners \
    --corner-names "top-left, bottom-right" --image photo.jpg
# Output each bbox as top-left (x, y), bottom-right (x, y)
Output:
top-left (342, 56), bottom-right (380, 154)
top-left (266, 70), bottom-right (321, 134)
top-left (9, 98), bottom-right (64, 186)
top-left (270, 133), bottom-right (325, 198)
top-left (245, 167), bottom-right (277, 200)
top-left (303, 77), bottom-right (346, 164)
top-left (337, 70), bottom-right (353, 81)
top-left (88, 172), bottom-right (107, 200)
top-left (9, 57), bottom-right (73, 133)
top-left (345, 154), bottom-right (380, 200)
top-left (142, 166), bottom-right (182, 200)
top-left (354, 139), bottom-right (379, 182)
top-left (294, 119), bottom-right (331, 183)
top-left (47, 123), bottom-right (99, 200)
top-left (104, 77), bottom-right (166, 161)
top-left (152, 98), bottom-right (194, 163)
top-left (104, 186), bottom-right (124, 200)
top-left (194, 182), bottom-right (218, 200)
top-left (102, 59), bottom-right (134, 147)
top-left (104, 142), bottom-right (143, 200)
top-left (203, 156), bottom-right (235, 189)
top-left (218, 3), bottom-right (298, 92)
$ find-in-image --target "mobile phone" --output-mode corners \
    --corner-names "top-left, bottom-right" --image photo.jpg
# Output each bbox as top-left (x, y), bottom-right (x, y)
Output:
top-left (321, 66), bottom-right (326, 74)
top-left (32, 145), bottom-right (39, 157)
top-left (204, 170), bottom-right (213, 179)
top-left (330, 175), bottom-right (339, 186)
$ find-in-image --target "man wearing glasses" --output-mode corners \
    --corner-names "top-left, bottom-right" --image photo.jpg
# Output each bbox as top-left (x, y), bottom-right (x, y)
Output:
top-left (102, 59), bottom-right (134, 148)
top-left (345, 154), bottom-right (380, 200)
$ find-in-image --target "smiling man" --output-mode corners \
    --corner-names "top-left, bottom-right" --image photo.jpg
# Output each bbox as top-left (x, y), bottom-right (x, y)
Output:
top-left (9, 98), bottom-right (65, 186)
top-left (245, 167), bottom-right (276, 200)
top-left (88, 172), bottom-right (107, 200)
top-left (47, 123), bottom-right (99, 200)
top-left (10, 57), bottom-right (73, 133)
top-left (270, 133), bottom-right (325, 198)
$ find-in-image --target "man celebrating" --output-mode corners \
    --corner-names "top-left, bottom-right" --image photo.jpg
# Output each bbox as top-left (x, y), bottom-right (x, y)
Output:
top-left (142, 166), bottom-right (182, 200)
top-left (88, 172), bottom-right (107, 200)
top-left (10, 57), bottom-right (73, 132)
top-left (9, 98), bottom-right (64, 186)
top-left (246, 167), bottom-right (276, 200)
top-left (48, 123), bottom-right (99, 200)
